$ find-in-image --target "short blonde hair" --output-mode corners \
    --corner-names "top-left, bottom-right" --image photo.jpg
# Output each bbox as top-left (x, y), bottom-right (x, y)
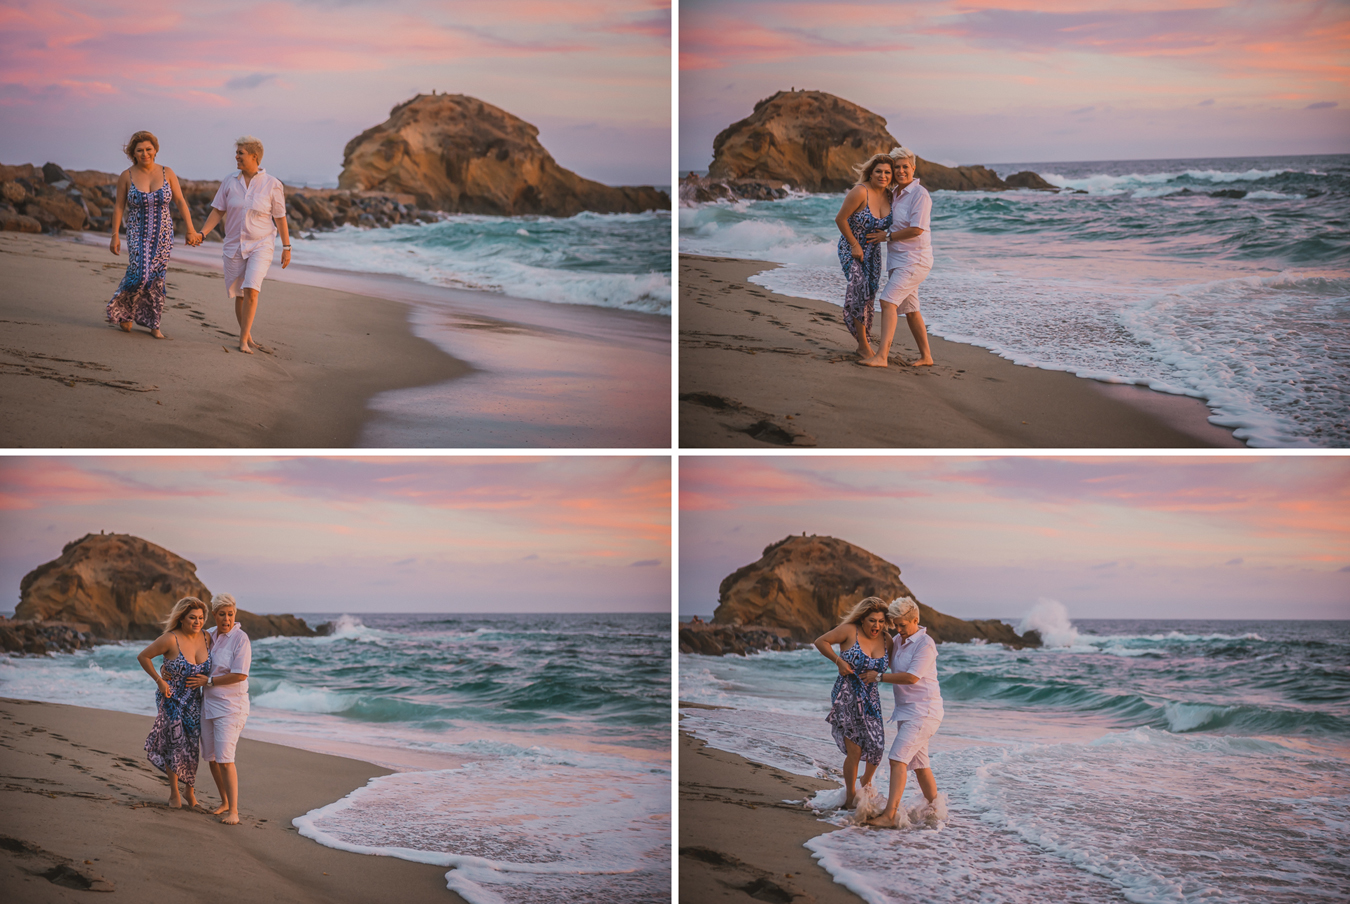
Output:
top-left (888, 596), bottom-right (919, 624)
top-left (162, 597), bottom-right (208, 633)
top-left (851, 153), bottom-right (894, 188)
top-left (840, 596), bottom-right (891, 627)
top-left (888, 145), bottom-right (917, 165)
top-left (211, 593), bottom-right (237, 614)
top-left (124, 130), bottom-right (159, 162)
top-left (235, 135), bottom-right (264, 162)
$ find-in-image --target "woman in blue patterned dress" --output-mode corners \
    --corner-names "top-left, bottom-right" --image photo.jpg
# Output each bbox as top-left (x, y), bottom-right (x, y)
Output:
top-left (106, 130), bottom-right (201, 338)
top-left (813, 597), bottom-right (893, 809)
top-left (834, 154), bottom-right (894, 358)
top-left (136, 597), bottom-right (212, 809)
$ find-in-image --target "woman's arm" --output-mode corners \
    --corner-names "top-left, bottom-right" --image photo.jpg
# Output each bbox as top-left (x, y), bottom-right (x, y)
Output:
top-left (109, 171), bottom-right (129, 255)
top-left (834, 186), bottom-right (867, 262)
top-left (136, 635), bottom-right (174, 697)
top-left (813, 624), bottom-right (858, 676)
top-left (164, 167), bottom-right (198, 243)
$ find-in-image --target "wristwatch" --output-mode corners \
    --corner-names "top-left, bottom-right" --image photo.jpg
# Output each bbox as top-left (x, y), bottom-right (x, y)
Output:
top-left (207, 676), bottom-right (214, 687)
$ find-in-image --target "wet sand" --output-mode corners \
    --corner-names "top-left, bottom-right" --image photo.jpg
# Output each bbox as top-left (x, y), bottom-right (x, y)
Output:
top-left (679, 723), bottom-right (863, 904)
top-left (0, 697), bottom-right (461, 903)
top-left (679, 255), bottom-right (1245, 449)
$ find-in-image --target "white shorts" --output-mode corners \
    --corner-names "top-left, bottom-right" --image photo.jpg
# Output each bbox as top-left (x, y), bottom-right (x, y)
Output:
top-left (888, 715), bottom-right (941, 768)
top-left (201, 711), bottom-right (247, 763)
top-left (223, 250), bottom-right (273, 299)
top-left (877, 263), bottom-right (932, 314)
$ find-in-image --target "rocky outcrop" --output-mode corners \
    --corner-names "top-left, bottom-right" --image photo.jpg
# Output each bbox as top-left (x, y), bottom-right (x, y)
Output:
top-left (712, 534), bottom-right (1040, 649)
top-left (0, 618), bottom-right (96, 655)
top-left (14, 533), bottom-right (314, 641)
top-left (678, 623), bottom-right (805, 656)
top-left (339, 93), bottom-right (670, 217)
top-left (688, 90), bottom-right (1054, 200)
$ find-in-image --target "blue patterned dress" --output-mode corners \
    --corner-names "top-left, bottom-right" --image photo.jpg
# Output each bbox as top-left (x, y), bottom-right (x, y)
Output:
top-left (826, 639), bottom-right (889, 765)
top-left (145, 639), bottom-right (211, 784)
top-left (107, 169), bottom-right (174, 330)
top-left (837, 202), bottom-right (892, 341)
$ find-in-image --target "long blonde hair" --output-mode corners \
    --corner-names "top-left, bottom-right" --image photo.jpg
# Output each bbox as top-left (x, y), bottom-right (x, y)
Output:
top-left (162, 597), bottom-right (208, 633)
top-left (840, 596), bottom-right (891, 627)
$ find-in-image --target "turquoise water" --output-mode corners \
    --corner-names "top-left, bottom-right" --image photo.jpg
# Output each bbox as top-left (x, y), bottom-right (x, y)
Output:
top-left (680, 616), bottom-right (1350, 903)
top-left (680, 154), bottom-right (1350, 447)
top-left (296, 208), bottom-right (672, 315)
top-left (1, 612), bottom-right (671, 904)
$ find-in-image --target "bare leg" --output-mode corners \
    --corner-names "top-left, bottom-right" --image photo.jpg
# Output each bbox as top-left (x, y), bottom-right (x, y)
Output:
top-left (914, 767), bottom-right (938, 802)
top-left (906, 311), bottom-right (934, 366)
top-left (842, 739), bottom-right (863, 808)
top-left (868, 759), bottom-right (908, 824)
top-left (185, 783), bottom-right (199, 808)
top-left (861, 302), bottom-right (900, 367)
top-left (208, 760), bottom-right (229, 815)
top-left (235, 289), bottom-right (259, 354)
top-left (861, 757), bottom-right (880, 788)
top-left (217, 762), bottom-right (240, 824)
top-left (118, 321), bottom-right (132, 332)
top-left (166, 770), bottom-right (183, 808)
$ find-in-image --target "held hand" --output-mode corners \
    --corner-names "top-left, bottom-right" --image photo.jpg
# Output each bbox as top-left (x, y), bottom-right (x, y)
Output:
top-left (184, 674), bottom-right (208, 688)
top-left (861, 670), bottom-right (881, 684)
top-left (865, 230), bottom-right (888, 244)
top-left (837, 659), bottom-right (856, 677)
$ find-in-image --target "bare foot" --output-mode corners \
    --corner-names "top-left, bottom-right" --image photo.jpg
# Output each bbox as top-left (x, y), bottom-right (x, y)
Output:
top-left (186, 791), bottom-right (200, 808)
top-left (151, 329), bottom-right (169, 340)
top-left (118, 321), bottom-right (132, 332)
top-left (908, 357), bottom-right (935, 367)
top-left (168, 793), bottom-right (183, 809)
top-left (866, 811), bottom-right (897, 827)
top-left (858, 354), bottom-right (889, 367)
top-left (211, 803), bottom-right (229, 815)
top-left (843, 796), bottom-right (856, 810)
top-left (220, 813), bottom-right (240, 825)
top-left (238, 341), bottom-right (254, 355)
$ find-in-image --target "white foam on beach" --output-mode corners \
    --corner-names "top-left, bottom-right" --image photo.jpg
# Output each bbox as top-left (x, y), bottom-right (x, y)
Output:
top-left (294, 755), bottom-right (669, 904)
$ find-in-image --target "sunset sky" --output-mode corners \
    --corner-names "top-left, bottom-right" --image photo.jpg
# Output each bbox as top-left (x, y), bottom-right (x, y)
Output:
top-left (680, 456), bottom-right (1350, 621)
top-left (680, 0), bottom-right (1348, 170)
top-left (1, 0), bottom-right (671, 186)
top-left (0, 457), bottom-right (670, 615)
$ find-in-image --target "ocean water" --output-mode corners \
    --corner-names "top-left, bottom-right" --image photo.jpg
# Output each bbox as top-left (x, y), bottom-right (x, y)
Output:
top-left (679, 612), bottom-right (1350, 904)
top-left (0, 612), bottom-right (671, 904)
top-left (294, 208), bottom-right (672, 316)
top-left (679, 154), bottom-right (1350, 447)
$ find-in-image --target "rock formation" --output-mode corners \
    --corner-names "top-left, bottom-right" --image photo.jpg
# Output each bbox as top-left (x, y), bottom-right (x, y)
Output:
top-left (15, 533), bottom-right (314, 641)
top-left (682, 90), bottom-right (1055, 201)
top-left (339, 93), bottom-right (670, 217)
top-left (712, 534), bottom-right (1040, 648)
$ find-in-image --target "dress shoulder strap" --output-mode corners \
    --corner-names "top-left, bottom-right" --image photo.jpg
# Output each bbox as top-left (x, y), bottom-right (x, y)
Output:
top-left (170, 631), bottom-right (182, 658)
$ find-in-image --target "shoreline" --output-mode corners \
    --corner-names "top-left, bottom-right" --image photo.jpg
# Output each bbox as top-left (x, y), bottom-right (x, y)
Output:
top-left (1, 231), bottom-right (670, 448)
top-left (678, 720), bottom-right (864, 904)
top-left (679, 254), bottom-right (1245, 448)
top-left (0, 697), bottom-right (462, 903)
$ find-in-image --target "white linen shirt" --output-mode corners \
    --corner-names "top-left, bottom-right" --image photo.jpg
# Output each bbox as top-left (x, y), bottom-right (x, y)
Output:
top-left (885, 177), bottom-right (933, 270)
top-left (887, 625), bottom-right (943, 722)
top-left (210, 169), bottom-right (286, 260)
top-left (203, 625), bottom-right (251, 720)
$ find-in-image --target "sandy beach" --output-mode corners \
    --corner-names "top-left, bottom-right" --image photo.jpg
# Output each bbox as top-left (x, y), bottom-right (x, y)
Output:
top-left (0, 697), bottom-right (460, 903)
top-left (679, 718), bottom-right (862, 904)
top-left (0, 232), bottom-right (671, 448)
top-left (679, 255), bottom-right (1245, 448)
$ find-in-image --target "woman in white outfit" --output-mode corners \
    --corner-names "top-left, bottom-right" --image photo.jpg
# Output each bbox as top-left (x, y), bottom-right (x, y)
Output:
top-left (198, 594), bottom-right (252, 825)
top-left (861, 146), bottom-right (935, 367)
top-left (193, 136), bottom-right (290, 354)
top-left (861, 595), bottom-right (944, 826)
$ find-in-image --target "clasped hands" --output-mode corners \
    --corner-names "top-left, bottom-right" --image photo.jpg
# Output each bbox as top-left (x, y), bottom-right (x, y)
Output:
top-left (185, 230), bottom-right (205, 246)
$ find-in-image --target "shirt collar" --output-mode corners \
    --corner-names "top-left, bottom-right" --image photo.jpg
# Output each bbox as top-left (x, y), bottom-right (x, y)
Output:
top-left (896, 177), bottom-right (921, 197)
top-left (899, 625), bottom-right (929, 645)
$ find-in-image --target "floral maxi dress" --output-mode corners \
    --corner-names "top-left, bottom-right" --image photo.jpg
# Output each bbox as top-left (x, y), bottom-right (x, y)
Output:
top-left (145, 644), bottom-right (211, 784)
top-left (106, 170), bottom-right (174, 331)
top-left (836, 203), bottom-right (892, 341)
top-left (826, 640), bottom-right (889, 765)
